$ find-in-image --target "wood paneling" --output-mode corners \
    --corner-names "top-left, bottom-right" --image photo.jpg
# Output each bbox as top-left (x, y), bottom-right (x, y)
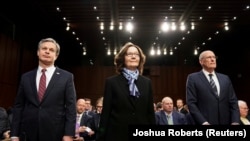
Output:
top-left (69, 65), bottom-right (200, 104)
top-left (0, 33), bottom-right (249, 109)
top-left (0, 34), bottom-right (20, 108)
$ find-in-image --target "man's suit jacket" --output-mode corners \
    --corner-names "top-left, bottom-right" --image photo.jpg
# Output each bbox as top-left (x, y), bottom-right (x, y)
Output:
top-left (96, 74), bottom-right (155, 141)
top-left (91, 112), bottom-right (100, 140)
top-left (155, 110), bottom-right (187, 125)
top-left (11, 67), bottom-right (76, 141)
top-left (186, 70), bottom-right (240, 125)
top-left (79, 113), bottom-right (95, 141)
top-left (0, 107), bottom-right (10, 140)
top-left (179, 107), bottom-right (188, 115)
top-left (239, 115), bottom-right (250, 125)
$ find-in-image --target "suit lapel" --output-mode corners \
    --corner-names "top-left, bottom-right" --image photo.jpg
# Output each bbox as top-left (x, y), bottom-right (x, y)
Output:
top-left (160, 111), bottom-right (168, 125)
top-left (117, 75), bottom-right (137, 108)
top-left (215, 73), bottom-right (223, 98)
top-left (30, 69), bottom-right (40, 103)
top-left (199, 71), bottom-right (219, 98)
top-left (172, 112), bottom-right (178, 125)
top-left (136, 76), bottom-right (144, 96)
top-left (198, 71), bottom-right (211, 88)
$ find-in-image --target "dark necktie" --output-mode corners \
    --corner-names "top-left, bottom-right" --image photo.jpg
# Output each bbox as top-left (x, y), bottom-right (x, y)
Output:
top-left (38, 69), bottom-right (46, 101)
top-left (84, 111), bottom-right (88, 115)
top-left (208, 74), bottom-right (218, 95)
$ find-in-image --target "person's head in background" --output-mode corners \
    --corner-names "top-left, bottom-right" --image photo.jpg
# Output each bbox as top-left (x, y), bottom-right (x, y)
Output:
top-left (199, 50), bottom-right (217, 73)
top-left (76, 99), bottom-right (86, 114)
top-left (161, 97), bottom-right (174, 114)
top-left (84, 98), bottom-right (92, 111)
top-left (238, 100), bottom-right (249, 118)
top-left (156, 102), bottom-right (163, 112)
top-left (114, 42), bottom-right (146, 74)
top-left (176, 99), bottom-right (185, 110)
top-left (95, 97), bottom-right (103, 114)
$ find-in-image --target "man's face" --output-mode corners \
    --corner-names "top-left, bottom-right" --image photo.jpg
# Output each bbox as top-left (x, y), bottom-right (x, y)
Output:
top-left (176, 100), bottom-right (183, 108)
top-left (76, 100), bottom-right (86, 114)
top-left (85, 100), bottom-right (91, 110)
top-left (37, 42), bottom-right (58, 66)
top-left (239, 103), bottom-right (249, 117)
top-left (162, 99), bottom-right (173, 113)
top-left (199, 51), bottom-right (217, 72)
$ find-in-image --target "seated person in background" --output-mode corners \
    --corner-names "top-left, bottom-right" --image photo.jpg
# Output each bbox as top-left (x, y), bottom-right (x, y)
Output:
top-left (183, 105), bottom-right (195, 125)
top-left (84, 98), bottom-right (96, 117)
top-left (155, 102), bottom-right (163, 112)
top-left (75, 99), bottom-right (96, 141)
top-left (176, 98), bottom-right (188, 115)
top-left (155, 96), bottom-right (187, 125)
top-left (238, 100), bottom-right (250, 125)
top-left (0, 107), bottom-right (10, 140)
top-left (92, 96), bottom-right (103, 141)
top-left (93, 97), bottom-right (103, 129)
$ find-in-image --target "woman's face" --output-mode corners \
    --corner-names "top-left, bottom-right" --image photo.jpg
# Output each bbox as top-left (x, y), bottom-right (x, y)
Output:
top-left (124, 46), bottom-right (140, 71)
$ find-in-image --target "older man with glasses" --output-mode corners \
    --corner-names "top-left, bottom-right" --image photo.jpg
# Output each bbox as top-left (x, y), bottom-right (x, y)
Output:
top-left (238, 100), bottom-right (250, 125)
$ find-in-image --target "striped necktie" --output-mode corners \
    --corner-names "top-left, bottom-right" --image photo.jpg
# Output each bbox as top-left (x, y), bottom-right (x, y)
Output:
top-left (208, 74), bottom-right (218, 95)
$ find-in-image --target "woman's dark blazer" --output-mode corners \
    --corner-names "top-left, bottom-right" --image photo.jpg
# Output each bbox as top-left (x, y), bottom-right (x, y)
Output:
top-left (11, 67), bottom-right (77, 141)
top-left (186, 70), bottom-right (240, 125)
top-left (97, 74), bottom-right (156, 141)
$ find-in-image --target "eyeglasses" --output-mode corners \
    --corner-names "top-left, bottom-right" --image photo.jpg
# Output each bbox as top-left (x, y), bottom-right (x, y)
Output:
top-left (126, 53), bottom-right (140, 57)
top-left (240, 107), bottom-right (249, 110)
top-left (203, 56), bottom-right (218, 60)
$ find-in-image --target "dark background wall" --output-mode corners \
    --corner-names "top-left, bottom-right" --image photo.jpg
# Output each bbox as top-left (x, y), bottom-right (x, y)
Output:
top-left (0, 2), bottom-right (250, 109)
top-left (0, 31), bottom-right (249, 109)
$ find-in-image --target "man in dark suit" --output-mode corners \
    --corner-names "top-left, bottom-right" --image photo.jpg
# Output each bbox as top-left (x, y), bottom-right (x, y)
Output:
top-left (176, 98), bottom-right (188, 115)
top-left (91, 96), bottom-right (103, 141)
top-left (96, 42), bottom-right (155, 141)
top-left (186, 50), bottom-right (240, 125)
top-left (0, 107), bottom-right (10, 140)
top-left (75, 99), bottom-right (95, 141)
top-left (10, 38), bottom-right (77, 141)
top-left (155, 97), bottom-right (187, 125)
top-left (84, 98), bottom-right (96, 117)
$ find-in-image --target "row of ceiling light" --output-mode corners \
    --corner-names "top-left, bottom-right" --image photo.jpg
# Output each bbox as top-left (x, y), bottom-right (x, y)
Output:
top-left (56, 4), bottom-right (250, 57)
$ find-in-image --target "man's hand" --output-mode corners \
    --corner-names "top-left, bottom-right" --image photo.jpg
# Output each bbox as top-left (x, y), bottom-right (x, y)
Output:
top-left (62, 135), bottom-right (73, 141)
top-left (11, 137), bottom-right (19, 141)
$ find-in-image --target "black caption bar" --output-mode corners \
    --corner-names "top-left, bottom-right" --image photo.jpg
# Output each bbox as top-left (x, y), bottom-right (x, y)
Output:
top-left (128, 125), bottom-right (250, 141)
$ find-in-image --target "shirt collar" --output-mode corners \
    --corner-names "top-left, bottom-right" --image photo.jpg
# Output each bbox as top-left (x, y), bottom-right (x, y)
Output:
top-left (38, 66), bottom-right (55, 73)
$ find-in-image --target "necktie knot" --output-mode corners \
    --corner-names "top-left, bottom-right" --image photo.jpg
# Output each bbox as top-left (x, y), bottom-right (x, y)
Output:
top-left (76, 114), bottom-right (80, 123)
top-left (42, 69), bottom-right (46, 73)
